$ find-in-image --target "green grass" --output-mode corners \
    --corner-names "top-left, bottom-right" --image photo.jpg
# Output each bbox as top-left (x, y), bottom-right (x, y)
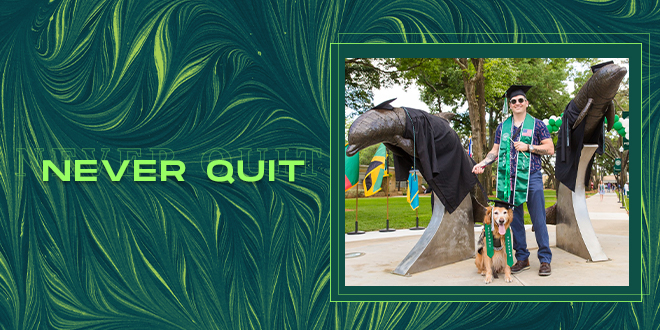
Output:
top-left (344, 196), bottom-right (434, 233)
top-left (345, 190), bottom-right (565, 233)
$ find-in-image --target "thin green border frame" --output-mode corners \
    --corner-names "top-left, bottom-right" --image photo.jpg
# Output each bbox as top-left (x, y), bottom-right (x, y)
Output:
top-left (331, 42), bottom-right (644, 302)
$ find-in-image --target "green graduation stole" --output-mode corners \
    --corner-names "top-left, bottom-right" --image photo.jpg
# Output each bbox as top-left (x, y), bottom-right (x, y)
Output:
top-left (505, 229), bottom-right (513, 266)
top-left (496, 114), bottom-right (535, 206)
top-left (485, 209), bottom-right (515, 266)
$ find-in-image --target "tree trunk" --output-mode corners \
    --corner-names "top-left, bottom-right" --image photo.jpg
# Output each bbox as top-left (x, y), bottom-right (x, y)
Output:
top-left (456, 58), bottom-right (489, 199)
top-left (620, 135), bottom-right (628, 185)
top-left (541, 155), bottom-right (556, 189)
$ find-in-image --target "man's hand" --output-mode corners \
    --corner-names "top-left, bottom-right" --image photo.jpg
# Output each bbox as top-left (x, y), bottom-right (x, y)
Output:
top-left (513, 141), bottom-right (529, 152)
top-left (472, 150), bottom-right (498, 174)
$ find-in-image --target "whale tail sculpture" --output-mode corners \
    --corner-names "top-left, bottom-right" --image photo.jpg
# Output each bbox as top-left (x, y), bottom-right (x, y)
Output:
top-left (553, 61), bottom-right (627, 261)
top-left (347, 100), bottom-right (484, 274)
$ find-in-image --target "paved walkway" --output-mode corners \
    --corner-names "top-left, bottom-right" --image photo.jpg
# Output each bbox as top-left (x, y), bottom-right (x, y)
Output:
top-left (344, 192), bottom-right (629, 286)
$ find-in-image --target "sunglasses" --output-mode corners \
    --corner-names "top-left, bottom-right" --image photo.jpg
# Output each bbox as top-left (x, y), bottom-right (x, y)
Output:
top-left (510, 97), bottom-right (526, 104)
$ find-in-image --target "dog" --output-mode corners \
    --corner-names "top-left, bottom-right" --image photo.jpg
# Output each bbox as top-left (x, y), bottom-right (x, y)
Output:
top-left (475, 204), bottom-right (514, 284)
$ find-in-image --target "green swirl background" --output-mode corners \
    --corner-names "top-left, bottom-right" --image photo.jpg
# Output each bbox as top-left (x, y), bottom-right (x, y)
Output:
top-left (0, 0), bottom-right (655, 328)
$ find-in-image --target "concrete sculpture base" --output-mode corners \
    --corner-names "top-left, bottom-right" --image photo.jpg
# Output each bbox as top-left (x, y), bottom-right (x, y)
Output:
top-left (556, 144), bottom-right (609, 262)
top-left (393, 193), bottom-right (475, 275)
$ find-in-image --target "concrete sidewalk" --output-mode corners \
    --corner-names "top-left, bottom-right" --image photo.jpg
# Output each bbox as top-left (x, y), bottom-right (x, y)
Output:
top-left (344, 192), bottom-right (629, 286)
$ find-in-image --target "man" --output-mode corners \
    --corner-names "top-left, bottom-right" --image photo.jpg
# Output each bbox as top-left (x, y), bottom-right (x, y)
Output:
top-left (624, 182), bottom-right (628, 197)
top-left (472, 85), bottom-right (554, 276)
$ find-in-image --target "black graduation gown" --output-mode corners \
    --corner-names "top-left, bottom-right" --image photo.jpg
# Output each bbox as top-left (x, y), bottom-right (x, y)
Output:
top-left (555, 100), bottom-right (604, 192)
top-left (387, 107), bottom-right (477, 214)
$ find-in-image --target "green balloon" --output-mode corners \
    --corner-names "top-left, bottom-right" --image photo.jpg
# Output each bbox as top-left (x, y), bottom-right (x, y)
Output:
top-left (555, 118), bottom-right (562, 127)
top-left (548, 118), bottom-right (555, 126)
top-left (615, 115), bottom-right (619, 122)
top-left (618, 128), bottom-right (626, 136)
top-left (613, 121), bottom-right (623, 130)
top-left (604, 117), bottom-right (607, 123)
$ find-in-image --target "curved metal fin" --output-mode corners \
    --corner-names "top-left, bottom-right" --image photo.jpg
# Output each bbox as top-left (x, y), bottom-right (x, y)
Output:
top-left (572, 98), bottom-right (593, 130)
top-left (392, 194), bottom-right (474, 275)
top-left (605, 100), bottom-right (615, 131)
top-left (556, 145), bottom-right (608, 262)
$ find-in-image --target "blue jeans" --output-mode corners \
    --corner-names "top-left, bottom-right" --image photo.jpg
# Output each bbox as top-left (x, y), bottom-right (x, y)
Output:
top-left (509, 171), bottom-right (552, 264)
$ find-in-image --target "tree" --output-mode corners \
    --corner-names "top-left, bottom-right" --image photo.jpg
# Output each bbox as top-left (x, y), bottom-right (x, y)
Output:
top-left (452, 58), bottom-right (490, 198)
top-left (393, 58), bottom-right (497, 197)
top-left (345, 58), bottom-right (418, 115)
top-left (345, 116), bottom-right (353, 144)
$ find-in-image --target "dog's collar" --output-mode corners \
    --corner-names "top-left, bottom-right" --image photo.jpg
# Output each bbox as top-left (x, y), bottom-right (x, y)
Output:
top-left (492, 235), bottom-right (502, 249)
top-left (491, 219), bottom-right (504, 249)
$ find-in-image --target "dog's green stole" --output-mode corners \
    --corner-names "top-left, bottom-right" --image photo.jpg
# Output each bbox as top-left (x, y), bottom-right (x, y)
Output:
top-left (485, 209), bottom-right (514, 267)
top-left (485, 223), bottom-right (494, 257)
top-left (505, 229), bottom-right (513, 266)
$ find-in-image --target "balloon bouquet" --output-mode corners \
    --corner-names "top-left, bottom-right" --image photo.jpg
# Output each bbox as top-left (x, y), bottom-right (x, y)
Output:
top-left (543, 114), bottom-right (628, 139)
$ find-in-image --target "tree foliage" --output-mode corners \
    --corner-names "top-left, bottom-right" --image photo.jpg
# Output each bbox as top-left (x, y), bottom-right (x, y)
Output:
top-left (344, 58), bottom-right (401, 115)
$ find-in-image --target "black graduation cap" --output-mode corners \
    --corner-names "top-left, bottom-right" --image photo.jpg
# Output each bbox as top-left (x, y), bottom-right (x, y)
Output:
top-left (489, 199), bottom-right (515, 210)
top-left (503, 85), bottom-right (532, 99)
top-left (591, 61), bottom-right (614, 73)
top-left (371, 98), bottom-right (397, 110)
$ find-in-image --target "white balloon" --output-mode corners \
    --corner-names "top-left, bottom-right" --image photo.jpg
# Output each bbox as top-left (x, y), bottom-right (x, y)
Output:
top-left (543, 119), bottom-right (549, 125)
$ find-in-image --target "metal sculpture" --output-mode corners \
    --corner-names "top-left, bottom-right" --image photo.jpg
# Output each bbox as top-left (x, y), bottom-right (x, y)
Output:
top-left (347, 105), bottom-right (481, 274)
top-left (392, 193), bottom-right (474, 275)
top-left (556, 145), bottom-right (608, 261)
top-left (552, 61), bottom-right (627, 261)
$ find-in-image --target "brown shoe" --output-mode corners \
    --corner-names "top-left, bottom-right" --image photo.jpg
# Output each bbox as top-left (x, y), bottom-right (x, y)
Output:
top-left (539, 262), bottom-right (551, 276)
top-left (510, 259), bottom-right (530, 274)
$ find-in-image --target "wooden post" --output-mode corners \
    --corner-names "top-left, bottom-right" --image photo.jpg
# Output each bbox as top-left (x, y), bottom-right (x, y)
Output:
top-left (347, 179), bottom-right (364, 235)
top-left (380, 175), bottom-right (395, 232)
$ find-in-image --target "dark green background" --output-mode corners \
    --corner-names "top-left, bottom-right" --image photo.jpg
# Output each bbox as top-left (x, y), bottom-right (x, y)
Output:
top-left (0, 0), bottom-right (654, 328)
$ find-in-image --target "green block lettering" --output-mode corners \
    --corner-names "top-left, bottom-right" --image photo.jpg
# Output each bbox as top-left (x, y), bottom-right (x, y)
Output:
top-left (161, 160), bottom-right (186, 181)
top-left (43, 160), bottom-right (71, 181)
top-left (238, 160), bottom-right (264, 182)
top-left (134, 160), bottom-right (157, 181)
top-left (75, 160), bottom-right (98, 181)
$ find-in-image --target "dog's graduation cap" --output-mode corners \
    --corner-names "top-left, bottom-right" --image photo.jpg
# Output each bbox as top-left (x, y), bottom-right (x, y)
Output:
top-left (371, 98), bottom-right (397, 110)
top-left (503, 85), bottom-right (532, 100)
top-left (489, 199), bottom-right (515, 210)
top-left (591, 61), bottom-right (614, 73)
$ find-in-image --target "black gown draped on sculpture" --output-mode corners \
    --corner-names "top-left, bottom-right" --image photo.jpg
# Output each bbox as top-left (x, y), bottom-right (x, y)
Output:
top-left (386, 107), bottom-right (477, 214)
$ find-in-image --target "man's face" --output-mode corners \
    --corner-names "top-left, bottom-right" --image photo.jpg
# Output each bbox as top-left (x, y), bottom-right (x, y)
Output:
top-left (509, 95), bottom-right (528, 114)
